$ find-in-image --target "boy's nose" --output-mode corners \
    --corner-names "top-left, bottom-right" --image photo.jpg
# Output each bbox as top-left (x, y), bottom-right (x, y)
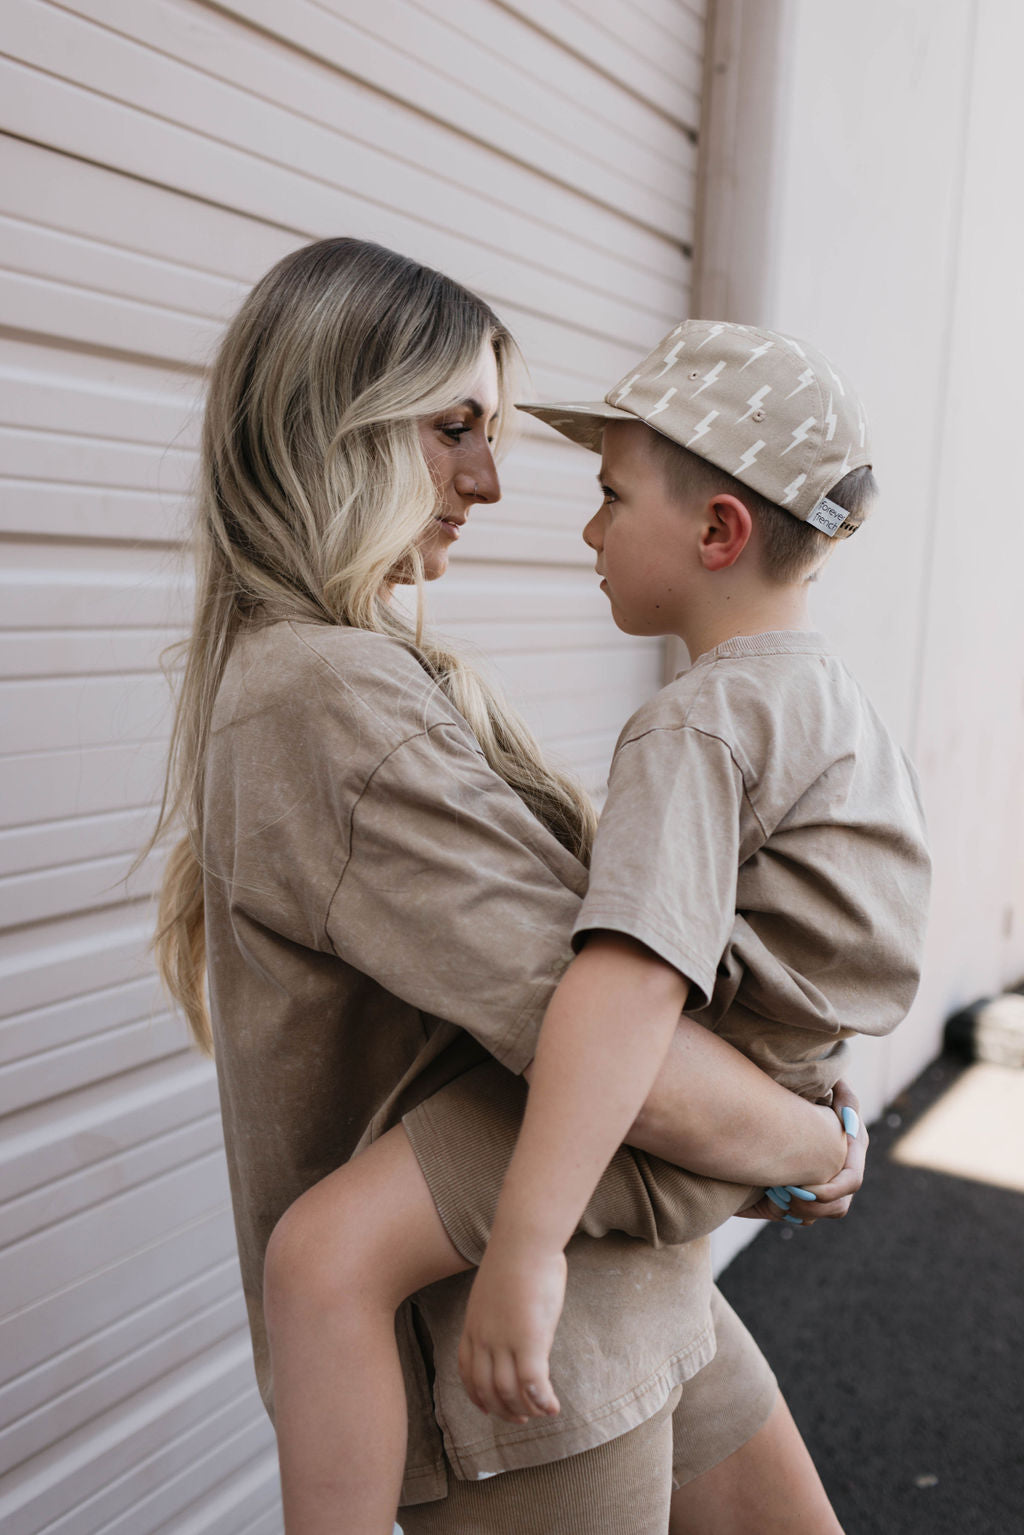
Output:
top-left (582, 513), bottom-right (602, 550)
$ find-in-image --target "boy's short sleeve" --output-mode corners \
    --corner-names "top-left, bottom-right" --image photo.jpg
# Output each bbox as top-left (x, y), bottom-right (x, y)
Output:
top-left (573, 725), bottom-right (749, 1008)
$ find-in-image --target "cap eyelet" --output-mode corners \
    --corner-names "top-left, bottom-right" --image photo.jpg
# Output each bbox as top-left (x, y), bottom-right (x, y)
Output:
top-left (688, 371), bottom-right (700, 380)
top-left (752, 409), bottom-right (766, 422)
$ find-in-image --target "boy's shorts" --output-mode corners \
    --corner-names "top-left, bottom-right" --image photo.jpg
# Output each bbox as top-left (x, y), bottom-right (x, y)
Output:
top-left (399, 1289), bottom-right (778, 1533)
top-left (404, 1058), bottom-right (759, 1266)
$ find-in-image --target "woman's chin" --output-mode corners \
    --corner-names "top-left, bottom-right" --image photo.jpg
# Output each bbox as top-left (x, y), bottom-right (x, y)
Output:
top-left (420, 546), bottom-right (451, 581)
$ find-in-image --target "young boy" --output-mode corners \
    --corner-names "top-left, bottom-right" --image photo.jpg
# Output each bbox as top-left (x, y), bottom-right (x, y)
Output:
top-left (263, 321), bottom-right (930, 1531)
top-left (456, 318), bottom-right (931, 1419)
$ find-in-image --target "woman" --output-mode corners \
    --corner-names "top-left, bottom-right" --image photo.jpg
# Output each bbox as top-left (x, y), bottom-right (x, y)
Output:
top-left (152, 237), bottom-right (861, 1533)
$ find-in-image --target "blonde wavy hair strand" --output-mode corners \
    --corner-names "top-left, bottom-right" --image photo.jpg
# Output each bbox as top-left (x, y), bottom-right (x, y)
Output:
top-left (149, 238), bottom-right (596, 1053)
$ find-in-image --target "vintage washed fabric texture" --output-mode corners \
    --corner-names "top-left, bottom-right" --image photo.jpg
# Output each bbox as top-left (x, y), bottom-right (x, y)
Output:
top-left (202, 621), bottom-right (928, 1502)
top-left (575, 631), bottom-right (930, 1090)
top-left (204, 621), bottom-right (739, 1503)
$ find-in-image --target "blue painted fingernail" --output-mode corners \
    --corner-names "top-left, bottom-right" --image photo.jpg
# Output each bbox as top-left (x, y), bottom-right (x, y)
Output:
top-left (842, 1107), bottom-right (860, 1138)
top-left (786, 1186), bottom-right (817, 1202)
top-left (765, 1187), bottom-right (791, 1210)
top-left (783, 1214), bottom-right (803, 1225)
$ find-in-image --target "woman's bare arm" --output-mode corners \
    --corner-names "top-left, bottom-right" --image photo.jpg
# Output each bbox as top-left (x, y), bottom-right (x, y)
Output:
top-left (624, 1016), bottom-right (847, 1189)
top-left (523, 996), bottom-right (848, 1191)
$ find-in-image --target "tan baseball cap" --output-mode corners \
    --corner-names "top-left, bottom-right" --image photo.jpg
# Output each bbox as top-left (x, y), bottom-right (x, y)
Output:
top-left (518, 319), bottom-right (872, 537)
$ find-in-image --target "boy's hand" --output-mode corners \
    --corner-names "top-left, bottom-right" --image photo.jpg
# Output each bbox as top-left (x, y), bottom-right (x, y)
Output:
top-left (458, 1241), bottom-right (567, 1423)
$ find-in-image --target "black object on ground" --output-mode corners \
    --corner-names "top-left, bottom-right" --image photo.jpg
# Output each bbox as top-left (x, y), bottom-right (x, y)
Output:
top-left (717, 1055), bottom-right (1024, 1535)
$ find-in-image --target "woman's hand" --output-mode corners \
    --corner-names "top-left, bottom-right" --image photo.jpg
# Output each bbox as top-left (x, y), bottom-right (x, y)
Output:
top-left (458, 1241), bottom-right (567, 1423)
top-left (740, 1079), bottom-right (868, 1227)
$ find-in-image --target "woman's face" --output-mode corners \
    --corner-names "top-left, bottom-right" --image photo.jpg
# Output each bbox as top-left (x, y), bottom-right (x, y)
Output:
top-left (416, 344), bottom-right (501, 580)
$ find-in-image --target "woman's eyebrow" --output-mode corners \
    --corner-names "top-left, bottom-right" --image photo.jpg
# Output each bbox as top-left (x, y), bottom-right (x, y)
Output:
top-left (458, 397), bottom-right (500, 425)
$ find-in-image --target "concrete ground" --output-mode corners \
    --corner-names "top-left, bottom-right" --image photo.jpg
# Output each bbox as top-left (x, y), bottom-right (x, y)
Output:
top-left (717, 1054), bottom-right (1024, 1535)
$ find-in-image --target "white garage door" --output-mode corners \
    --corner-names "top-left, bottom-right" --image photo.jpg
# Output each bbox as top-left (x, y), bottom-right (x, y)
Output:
top-left (0, 3), bottom-right (707, 1529)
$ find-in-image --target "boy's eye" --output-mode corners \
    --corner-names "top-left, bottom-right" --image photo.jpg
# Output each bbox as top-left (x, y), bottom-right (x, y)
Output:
top-left (600, 484), bottom-right (618, 504)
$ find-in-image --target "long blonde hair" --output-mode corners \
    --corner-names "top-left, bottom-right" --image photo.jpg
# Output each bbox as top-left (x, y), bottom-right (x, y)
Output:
top-left (152, 238), bottom-right (596, 1052)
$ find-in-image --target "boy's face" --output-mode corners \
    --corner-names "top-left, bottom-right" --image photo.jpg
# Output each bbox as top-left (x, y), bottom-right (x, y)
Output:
top-left (583, 421), bottom-right (702, 638)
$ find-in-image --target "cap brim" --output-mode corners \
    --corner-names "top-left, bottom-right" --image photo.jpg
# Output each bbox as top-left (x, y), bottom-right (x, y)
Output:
top-left (515, 400), bottom-right (634, 454)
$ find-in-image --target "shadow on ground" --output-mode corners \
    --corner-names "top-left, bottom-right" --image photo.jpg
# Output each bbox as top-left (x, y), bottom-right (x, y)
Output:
top-left (718, 1055), bottom-right (1024, 1535)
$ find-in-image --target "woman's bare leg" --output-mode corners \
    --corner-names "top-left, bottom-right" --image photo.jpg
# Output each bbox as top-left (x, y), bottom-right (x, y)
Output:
top-left (263, 1123), bottom-right (470, 1535)
top-left (668, 1392), bottom-right (844, 1535)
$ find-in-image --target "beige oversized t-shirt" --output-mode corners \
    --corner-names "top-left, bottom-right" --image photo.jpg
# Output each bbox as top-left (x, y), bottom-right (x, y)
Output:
top-left (202, 619), bottom-right (716, 1504)
top-left (575, 631), bottom-right (930, 1099)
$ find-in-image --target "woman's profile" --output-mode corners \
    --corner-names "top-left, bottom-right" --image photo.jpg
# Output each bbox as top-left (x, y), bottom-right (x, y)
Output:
top-left (151, 237), bottom-right (862, 1533)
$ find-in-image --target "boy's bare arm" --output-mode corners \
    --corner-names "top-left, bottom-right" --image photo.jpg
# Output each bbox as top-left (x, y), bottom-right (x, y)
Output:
top-left (624, 1016), bottom-right (847, 1189)
top-left (459, 932), bottom-right (688, 1421)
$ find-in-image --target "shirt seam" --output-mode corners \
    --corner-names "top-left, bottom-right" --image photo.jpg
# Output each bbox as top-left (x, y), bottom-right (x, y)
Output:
top-left (284, 618), bottom-right (453, 745)
top-left (322, 723), bottom-right (439, 952)
top-left (614, 721), bottom-right (769, 842)
top-left (321, 722), bottom-right (560, 1070)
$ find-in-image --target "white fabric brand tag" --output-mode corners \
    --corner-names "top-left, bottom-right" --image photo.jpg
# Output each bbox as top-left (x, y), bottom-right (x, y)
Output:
top-left (806, 495), bottom-right (847, 537)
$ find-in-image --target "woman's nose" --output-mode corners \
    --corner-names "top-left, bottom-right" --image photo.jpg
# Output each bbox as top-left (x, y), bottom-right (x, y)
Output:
top-left (455, 449), bottom-right (500, 505)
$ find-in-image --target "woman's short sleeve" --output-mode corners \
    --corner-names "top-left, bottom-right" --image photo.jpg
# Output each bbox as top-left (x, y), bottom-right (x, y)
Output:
top-left (208, 620), bottom-right (587, 1074)
top-left (326, 719), bottom-right (585, 1072)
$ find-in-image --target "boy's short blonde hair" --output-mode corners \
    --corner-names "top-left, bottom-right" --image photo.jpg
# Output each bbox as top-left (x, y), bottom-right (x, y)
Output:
top-left (649, 435), bottom-right (879, 585)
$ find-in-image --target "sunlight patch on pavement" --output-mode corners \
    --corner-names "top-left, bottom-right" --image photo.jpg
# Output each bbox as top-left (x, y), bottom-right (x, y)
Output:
top-left (890, 1063), bottom-right (1024, 1193)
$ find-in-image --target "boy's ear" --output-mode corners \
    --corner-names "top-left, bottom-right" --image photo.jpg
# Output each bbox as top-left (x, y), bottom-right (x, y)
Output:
top-left (698, 495), bottom-right (753, 572)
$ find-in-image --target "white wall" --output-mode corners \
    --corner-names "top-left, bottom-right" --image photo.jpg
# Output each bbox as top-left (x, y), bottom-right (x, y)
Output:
top-left (0, 3), bottom-right (708, 1529)
top-left (703, 0), bottom-right (1024, 1121)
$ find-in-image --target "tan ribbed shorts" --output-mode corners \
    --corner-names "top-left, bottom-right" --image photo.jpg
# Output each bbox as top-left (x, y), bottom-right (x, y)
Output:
top-left (399, 1289), bottom-right (777, 1533)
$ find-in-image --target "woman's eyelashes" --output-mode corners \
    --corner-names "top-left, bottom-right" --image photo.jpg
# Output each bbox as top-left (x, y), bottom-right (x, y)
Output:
top-left (437, 422), bottom-right (495, 445)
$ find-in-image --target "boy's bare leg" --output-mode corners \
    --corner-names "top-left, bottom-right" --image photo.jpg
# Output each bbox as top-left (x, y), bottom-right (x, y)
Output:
top-left (262, 1124), bottom-right (470, 1535)
top-left (668, 1393), bottom-right (844, 1535)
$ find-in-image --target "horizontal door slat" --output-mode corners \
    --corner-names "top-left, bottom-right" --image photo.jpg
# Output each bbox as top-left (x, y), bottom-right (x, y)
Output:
top-left (0, 1264), bottom-right (242, 1468)
top-left (0, 740), bottom-right (168, 829)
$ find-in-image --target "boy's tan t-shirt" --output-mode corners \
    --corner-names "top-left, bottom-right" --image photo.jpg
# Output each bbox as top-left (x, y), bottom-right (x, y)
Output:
top-left (574, 631), bottom-right (931, 1097)
top-left (201, 620), bottom-right (717, 1505)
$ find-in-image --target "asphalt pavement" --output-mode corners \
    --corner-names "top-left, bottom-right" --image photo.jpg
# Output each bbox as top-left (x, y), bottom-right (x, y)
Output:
top-left (717, 1054), bottom-right (1024, 1535)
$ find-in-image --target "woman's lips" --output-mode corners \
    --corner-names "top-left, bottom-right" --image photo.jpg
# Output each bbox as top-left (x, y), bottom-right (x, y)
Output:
top-left (437, 518), bottom-right (463, 540)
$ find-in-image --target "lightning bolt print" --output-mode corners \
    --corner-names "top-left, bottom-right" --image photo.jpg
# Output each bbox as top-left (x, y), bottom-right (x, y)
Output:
top-left (828, 365), bottom-right (846, 397)
top-left (736, 385), bottom-right (771, 424)
top-left (653, 341), bottom-right (686, 379)
top-left (734, 440), bottom-right (766, 476)
top-left (692, 361), bottom-right (725, 397)
top-left (685, 409), bottom-right (719, 447)
top-left (780, 416), bottom-right (817, 455)
top-left (646, 387), bottom-right (678, 420)
top-left (741, 341), bottom-right (774, 371)
top-left (613, 373), bottom-right (641, 406)
top-left (824, 394), bottom-right (837, 442)
top-left (782, 337), bottom-right (807, 358)
top-left (695, 323), bottom-right (725, 350)
top-left (780, 474), bottom-right (807, 506)
top-left (784, 368), bottom-right (815, 400)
